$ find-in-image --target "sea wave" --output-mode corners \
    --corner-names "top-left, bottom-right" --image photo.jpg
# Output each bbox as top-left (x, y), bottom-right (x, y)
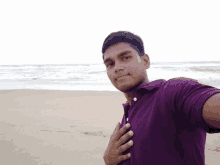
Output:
top-left (0, 62), bottom-right (219, 91)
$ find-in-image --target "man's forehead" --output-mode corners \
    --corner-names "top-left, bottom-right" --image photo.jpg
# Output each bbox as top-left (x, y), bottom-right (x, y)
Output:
top-left (103, 43), bottom-right (134, 60)
top-left (105, 43), bottom-right (132, 53)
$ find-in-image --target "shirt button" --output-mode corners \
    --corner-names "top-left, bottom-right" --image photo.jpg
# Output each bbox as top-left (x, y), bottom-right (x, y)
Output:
top-left (126, 118), bottom-right (129, 122)
top-left (133, 97), bottom-right (137, 101)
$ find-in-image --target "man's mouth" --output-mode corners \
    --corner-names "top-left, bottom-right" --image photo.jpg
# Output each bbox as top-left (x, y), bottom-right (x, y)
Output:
top-left (116, 74), bottom-right (130, 81)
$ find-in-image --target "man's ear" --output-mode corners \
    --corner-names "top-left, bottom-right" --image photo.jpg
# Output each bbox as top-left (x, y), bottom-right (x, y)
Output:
top-left (142, 54), bottom-right (150, 69)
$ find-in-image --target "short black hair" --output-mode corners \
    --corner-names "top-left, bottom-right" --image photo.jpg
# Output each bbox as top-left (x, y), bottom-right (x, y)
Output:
top-left (102, 31), bottom-right (145, 60)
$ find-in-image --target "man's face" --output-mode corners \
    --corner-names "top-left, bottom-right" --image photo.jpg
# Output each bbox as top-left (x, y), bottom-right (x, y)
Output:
top-left (103, 42), bottom-right (150, 92)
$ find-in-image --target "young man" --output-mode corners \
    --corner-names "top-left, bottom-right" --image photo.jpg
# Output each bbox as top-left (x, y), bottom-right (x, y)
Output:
top-left (102, 31), bottom-right (220, 165)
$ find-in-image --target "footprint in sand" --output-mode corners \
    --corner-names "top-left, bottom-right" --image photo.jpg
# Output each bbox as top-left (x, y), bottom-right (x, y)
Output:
top-left (82, 131), bottom-right (106, 137)
top-left (8, 124), bottom-right (16, 127)
top-left (40, 130), bottom-right (52, 132)
top-left (56, 131), bottom-right (70, 133)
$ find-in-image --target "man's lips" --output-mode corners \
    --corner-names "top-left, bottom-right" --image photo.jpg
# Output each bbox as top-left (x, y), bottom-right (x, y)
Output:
top-left (116, 74), bottom-right (129, 81)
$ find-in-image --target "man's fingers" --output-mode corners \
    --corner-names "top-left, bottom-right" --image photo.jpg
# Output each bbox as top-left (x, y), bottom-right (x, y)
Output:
top-left (115, 123), bottom-right (130, 140)
top-left (119, 153), bottom-right (131, 162)
top-left (111, 122), bottom-right (120, 139)
top-left (117, 139), bottom-right (133, 154)
top-left (116, 122), bottom-right (120, 129)
top-left (113, 122), bottom-right (120, 133)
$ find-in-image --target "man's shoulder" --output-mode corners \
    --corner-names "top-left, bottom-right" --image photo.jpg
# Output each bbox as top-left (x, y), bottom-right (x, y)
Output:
top-left (169, 77), bottom-right (198, 82)
top-left (167, 77), bottom-right (208, 86)
top-left (163, 77), bottom-right (202, 93)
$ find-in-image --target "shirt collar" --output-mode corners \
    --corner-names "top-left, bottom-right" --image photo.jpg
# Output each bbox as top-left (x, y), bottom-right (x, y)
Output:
top-left (138, 79), bottom-right (166, 92)
top-left (122, 79), bottom-right (166, 106)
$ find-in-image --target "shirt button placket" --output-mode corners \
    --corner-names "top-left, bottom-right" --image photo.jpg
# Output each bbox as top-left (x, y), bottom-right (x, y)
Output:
top-left (133, 97), bottom-right (137, 101)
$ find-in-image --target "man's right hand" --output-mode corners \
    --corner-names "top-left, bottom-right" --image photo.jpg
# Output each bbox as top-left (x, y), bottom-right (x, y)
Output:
top-left (103, 122), bottom-right (134, 165)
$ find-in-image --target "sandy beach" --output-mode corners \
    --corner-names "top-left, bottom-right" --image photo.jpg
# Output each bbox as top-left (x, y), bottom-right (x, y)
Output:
top-left (0, 90), bottom-right (126, 165)
top-left (0, 89), bottom-right (220, 165)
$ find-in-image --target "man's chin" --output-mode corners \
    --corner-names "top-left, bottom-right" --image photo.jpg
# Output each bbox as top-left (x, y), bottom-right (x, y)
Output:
top-left (116, 82), bottom-right (142, 93)
top-left (116, 83), bottom-right (139, 93)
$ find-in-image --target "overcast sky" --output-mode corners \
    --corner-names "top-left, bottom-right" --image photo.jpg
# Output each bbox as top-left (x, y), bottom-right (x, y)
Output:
top-left (0, 0), bottom-right (220, 65)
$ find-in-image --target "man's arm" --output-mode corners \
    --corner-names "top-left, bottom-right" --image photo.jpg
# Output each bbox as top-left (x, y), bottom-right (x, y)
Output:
top-left (202, 93), bottom-right (220, 129)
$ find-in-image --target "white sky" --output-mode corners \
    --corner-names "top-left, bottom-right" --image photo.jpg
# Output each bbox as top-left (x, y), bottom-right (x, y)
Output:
top-left (0, 0), bottom-right (220, 65)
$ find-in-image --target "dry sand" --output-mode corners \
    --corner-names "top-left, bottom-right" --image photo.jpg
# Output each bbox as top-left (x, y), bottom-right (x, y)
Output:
top-left (0, 90), bottom-right (126, 165)
top-left (0, 89), bottom-right (219, 165)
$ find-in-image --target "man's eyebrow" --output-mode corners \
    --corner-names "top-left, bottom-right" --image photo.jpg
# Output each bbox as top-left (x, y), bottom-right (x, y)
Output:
top-left (104, 50), bottom-right (132, 64)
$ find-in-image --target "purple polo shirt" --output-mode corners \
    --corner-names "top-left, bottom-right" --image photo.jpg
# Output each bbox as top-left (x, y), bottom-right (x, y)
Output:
top-left (119, 77), bottom-right (220, 165)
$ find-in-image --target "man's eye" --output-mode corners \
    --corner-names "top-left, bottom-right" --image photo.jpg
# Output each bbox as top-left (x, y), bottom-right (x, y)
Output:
top-left (107, 62), bottom-right (113, 67)
top-left (123, 56), bottom-right (130, 60)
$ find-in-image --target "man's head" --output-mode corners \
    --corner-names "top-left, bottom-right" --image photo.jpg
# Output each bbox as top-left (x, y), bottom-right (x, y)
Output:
top-left (102, 31), bottom-right (150, 93)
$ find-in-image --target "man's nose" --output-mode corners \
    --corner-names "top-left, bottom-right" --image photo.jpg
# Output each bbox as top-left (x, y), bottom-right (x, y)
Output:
top-left (114, 62), bottom-right (124, 73)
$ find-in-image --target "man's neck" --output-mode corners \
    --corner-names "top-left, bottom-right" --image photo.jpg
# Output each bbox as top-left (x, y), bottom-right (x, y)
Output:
top-left (124, 79), bottom-right (149, 105)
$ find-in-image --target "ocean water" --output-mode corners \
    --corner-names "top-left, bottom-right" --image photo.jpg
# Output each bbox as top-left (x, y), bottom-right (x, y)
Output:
top-left (0, 61), bottom-right (220, 91)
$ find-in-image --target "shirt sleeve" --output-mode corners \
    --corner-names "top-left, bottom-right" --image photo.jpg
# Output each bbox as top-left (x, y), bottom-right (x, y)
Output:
top-left (165, 77), bottom-right (220, 133)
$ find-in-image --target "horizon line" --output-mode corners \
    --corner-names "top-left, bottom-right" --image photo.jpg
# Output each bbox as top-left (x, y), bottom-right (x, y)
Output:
top-left (0, 61), bottom-right (220, 66)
